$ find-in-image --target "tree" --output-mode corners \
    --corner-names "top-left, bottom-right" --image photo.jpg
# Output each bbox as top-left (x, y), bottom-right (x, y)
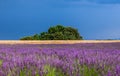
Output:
top-left (63, 27), bottom-right (83, 40)
top-left (20, 25), bottom-right (83, 40)
top-left (48, 25), bottom-right (65, 34)
top-left (33, 34), bottom-right (40, 40)
top-left (20, 36), bottom-right (33, 40)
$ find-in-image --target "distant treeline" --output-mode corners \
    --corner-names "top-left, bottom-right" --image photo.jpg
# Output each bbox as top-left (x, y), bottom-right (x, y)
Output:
top-left (20, 25), bottom-right (83, 40)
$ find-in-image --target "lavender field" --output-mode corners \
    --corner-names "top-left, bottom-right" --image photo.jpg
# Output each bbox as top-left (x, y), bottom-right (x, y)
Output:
top-left (0, 43), bottom-right (120, 76)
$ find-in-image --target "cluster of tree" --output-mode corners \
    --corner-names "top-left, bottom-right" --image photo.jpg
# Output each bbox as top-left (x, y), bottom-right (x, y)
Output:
top-left (20, 25), bottom-right (83, 40)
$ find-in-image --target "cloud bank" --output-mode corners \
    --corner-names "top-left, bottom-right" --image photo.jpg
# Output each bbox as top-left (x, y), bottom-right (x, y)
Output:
top-left (64, 0), bottom-right (120, 4)
top-left (47, 0), bottom-right (120, 8)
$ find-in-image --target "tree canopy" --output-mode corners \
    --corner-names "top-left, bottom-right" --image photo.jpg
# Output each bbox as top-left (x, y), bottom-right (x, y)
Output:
top-left (20, 25), bottom-right (83, 40)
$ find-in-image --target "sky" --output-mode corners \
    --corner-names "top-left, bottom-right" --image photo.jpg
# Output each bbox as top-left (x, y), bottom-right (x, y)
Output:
top-left (0, 0), bottom-right (120, 40)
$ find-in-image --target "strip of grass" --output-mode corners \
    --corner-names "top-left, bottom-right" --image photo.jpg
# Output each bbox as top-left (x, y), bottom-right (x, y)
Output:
top-left (44, 65), bottom-right (64, 76)
top-left (0, 60), bottom-right (3, 67)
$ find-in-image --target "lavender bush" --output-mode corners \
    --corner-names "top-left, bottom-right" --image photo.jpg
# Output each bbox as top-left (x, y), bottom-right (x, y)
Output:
top-left (0, 43), bottom-right (120, 76)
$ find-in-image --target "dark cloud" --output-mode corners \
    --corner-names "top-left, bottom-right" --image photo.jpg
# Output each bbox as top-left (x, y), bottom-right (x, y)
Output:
top-left (94, 0), bottom-right (120, 4)
top-left (64, 0), bottom-right (120, 4)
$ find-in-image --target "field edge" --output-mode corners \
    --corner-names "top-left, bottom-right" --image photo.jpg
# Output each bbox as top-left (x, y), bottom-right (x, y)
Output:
top-left (0, 40), bottom-right (120, 44)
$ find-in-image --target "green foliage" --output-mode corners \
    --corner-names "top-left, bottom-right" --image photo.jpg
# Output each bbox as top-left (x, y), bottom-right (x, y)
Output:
top-left (82, 65), bottom-right (98, 76)
top-left (73, 59), bottom-right (99, 76)
top-left (33, 34), bottom-right (40, 40)
top-left (43, 65), bottom-right (64, 76)
top-left (19, 70), bottom-right (26, 76)
top-left (44, 65), bottom-right (56, 76)
top-left (0, 60), bottom-right (3, 67)
top-left (20, 25), bottom-right (83, 40)
top-left (20, 36), bottom-right (34, 40)
top-left (48, 25), bottom-right (65, 34)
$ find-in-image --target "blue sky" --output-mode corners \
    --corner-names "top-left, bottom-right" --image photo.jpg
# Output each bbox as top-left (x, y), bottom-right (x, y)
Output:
top-left (0, 0), bottom-right (120, 40)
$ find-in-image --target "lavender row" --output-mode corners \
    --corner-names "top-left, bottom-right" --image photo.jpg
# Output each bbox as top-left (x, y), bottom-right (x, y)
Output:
top-left (0, 43), bottom-right (120, 76)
